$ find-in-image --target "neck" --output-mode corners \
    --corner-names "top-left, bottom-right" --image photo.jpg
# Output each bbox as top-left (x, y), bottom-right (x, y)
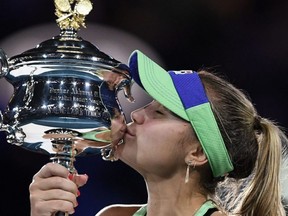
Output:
top-left (144, 174), bottom-right (208, 216)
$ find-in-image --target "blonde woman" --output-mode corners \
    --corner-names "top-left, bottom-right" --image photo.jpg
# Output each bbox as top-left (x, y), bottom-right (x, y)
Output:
top-left (29, 50), bottom-right (287, 216)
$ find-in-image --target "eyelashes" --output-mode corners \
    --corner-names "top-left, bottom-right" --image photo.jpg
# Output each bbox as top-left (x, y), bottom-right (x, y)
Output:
top-left (155, 110), bottom-right (164, 115)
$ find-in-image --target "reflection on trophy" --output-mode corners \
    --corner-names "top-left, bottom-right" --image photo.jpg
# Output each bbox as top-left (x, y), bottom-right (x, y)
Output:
top-left (0, 0), bottom-right (133, 195)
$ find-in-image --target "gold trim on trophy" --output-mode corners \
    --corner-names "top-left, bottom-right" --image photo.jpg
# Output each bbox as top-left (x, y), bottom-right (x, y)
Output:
top-left (54, 0), bottom-right (93, 30)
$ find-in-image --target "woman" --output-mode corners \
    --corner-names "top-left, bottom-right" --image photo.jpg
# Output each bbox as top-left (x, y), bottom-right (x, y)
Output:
top-left (29, 50), bottom-right (287, 216)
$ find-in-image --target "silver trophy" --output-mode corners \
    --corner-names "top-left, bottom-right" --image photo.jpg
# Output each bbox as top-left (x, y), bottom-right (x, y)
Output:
top-left (0, 0), bottom-right (133, 182)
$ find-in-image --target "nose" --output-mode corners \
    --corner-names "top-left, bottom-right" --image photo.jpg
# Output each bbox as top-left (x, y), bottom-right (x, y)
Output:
top-left (130, 108), bottom-right (145, 124)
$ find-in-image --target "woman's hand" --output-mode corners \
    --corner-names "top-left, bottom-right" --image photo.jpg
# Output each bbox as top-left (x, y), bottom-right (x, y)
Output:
top-left (29, 163), bottom-right (88, 216)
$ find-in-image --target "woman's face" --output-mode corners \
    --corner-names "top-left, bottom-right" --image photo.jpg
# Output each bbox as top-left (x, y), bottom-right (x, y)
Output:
top-left (115, 100), bottom-right (195, 178)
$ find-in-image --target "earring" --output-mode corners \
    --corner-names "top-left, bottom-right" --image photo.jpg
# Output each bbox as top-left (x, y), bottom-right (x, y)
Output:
top-left (185, 161), bottom-right (193, 183)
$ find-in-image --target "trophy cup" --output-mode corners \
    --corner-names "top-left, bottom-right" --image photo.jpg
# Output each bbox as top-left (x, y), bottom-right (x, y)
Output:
top-left (0, 0), bottom-right (133, 214)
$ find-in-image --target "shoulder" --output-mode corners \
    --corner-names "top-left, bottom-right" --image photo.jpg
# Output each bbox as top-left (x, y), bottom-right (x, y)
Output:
top-left (96, 204), bottom-right (145, 216)
top-left (211, 210), bottom-right (227, 216)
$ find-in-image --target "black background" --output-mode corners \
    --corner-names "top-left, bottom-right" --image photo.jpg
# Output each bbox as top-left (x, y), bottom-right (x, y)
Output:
top-left (0, 0), bottom-right (288, 215)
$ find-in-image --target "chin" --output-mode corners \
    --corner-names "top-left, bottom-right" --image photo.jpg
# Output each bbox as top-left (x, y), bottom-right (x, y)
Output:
top-left (116, 145), bottom-right (135, 164)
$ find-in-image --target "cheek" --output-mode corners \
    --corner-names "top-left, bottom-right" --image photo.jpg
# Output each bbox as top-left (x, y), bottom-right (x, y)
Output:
top-left (137, 125), bottom-right (188, 161)
top-left (138, 129), bottom-right (187, 176)
top-left (145, 124), bottom-right (188, 143)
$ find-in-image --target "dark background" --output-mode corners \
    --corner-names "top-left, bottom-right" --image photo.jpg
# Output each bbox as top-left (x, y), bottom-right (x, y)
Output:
top-left (0, 0), bottom-right (288, 215)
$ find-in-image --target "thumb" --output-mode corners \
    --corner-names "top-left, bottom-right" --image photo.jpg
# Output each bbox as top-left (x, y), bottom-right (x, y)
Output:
top-left (69, 173), bottom-right (89, 187)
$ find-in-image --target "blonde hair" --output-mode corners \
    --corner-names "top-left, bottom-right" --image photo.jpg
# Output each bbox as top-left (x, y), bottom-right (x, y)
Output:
top-left (198, 70), bottom-right (286, 215)
top-left (237, 118), bottom-right (286, 215)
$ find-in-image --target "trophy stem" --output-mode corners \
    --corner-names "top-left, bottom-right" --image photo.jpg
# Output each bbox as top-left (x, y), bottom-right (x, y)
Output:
top-left (50, 155), bottom-right (77, 174)
top-left (50, 138), bottom-right (77, 173)
top-left (50, 139), bottom-right (77, 216)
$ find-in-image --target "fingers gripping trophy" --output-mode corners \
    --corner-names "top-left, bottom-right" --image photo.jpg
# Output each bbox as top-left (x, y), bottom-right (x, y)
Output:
top-left (0, 1), bottom-right (134, 215)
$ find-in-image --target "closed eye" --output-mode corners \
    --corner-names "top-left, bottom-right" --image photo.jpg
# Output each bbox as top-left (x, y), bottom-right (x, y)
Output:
top-left (156, 110), bottom-right (164, 115)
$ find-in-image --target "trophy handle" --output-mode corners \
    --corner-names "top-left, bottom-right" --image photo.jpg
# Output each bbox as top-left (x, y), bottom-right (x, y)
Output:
top-left (0, 111), bottom-right (9, 133)
top-left (0, 48), bottom-right (9, 78)
top-left (0, 111), bottom-right (3, 131)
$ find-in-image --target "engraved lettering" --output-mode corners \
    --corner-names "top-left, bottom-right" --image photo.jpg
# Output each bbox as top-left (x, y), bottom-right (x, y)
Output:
top-left (49, 87), bottom-right (70, 94)
top-left (71, 87), bottom-right (93, 96)
top-left (45, 82), bottom-right (103, 117)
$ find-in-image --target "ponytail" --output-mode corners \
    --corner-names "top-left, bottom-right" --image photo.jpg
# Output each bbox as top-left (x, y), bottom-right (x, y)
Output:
top-left (198, 70), bottom-right (287, 215)
top-left (239, 117), bottom-right (285, 216)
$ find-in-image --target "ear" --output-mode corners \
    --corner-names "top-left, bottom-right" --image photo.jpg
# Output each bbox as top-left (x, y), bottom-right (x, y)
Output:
top-left (185, 144), bottom-right (208, 166)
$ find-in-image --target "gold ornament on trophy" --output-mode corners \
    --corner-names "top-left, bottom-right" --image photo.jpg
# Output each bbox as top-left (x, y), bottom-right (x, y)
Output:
top-left (55, 0), bottom-right (93, 30)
